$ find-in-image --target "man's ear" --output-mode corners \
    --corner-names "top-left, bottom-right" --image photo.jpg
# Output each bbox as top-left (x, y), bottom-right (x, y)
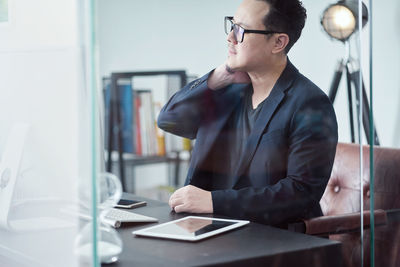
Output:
top-left (272, 33), bottom-right (289, 54)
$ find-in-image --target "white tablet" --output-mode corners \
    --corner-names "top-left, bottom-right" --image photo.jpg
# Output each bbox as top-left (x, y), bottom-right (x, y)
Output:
top-left (132, 216), bottom-right (249, 242)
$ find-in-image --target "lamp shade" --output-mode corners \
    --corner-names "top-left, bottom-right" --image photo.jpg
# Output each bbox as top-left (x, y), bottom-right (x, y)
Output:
top-left (321, 0), bottom-right (368, 42)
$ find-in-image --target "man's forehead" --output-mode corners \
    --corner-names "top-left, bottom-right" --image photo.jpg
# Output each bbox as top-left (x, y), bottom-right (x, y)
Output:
top-left (234, 0), bottom-right (270, 27)
top-left (231, 18), bottom-right (251, 28)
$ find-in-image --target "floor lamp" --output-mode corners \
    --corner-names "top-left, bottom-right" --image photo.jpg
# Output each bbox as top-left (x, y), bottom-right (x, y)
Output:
top-left (321, 0), bottom-right (379, 145)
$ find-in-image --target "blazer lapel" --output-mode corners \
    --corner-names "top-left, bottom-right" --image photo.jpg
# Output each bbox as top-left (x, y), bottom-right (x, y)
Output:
top-left (232, 60), bottom-right (299, 187)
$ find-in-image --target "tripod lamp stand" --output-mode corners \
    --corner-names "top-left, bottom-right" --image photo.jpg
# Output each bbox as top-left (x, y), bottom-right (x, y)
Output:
top-left (321, 0), bottom-right (379, 145)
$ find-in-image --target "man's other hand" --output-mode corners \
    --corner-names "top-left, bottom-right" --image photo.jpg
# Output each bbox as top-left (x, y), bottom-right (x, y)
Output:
top-left (169, 185), bottom-right (213, 213)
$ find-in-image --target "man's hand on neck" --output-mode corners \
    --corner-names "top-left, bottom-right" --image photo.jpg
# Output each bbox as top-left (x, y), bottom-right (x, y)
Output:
top-left (207, 62), bottom-right (251, 90)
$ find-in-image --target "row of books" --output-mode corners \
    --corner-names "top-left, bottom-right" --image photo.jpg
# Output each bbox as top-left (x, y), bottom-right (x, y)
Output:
top-left (103, 77), bottom-right (189, 157)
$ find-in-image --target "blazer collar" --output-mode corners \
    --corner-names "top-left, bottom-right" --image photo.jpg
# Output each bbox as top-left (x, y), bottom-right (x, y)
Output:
top-left (233, 59), bottom-right (299, 186)
top-left (268, 59), bottom-right (299, 96)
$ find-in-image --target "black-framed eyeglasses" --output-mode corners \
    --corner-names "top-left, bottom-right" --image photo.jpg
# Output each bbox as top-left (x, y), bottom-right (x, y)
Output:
top-left (224, 16), bottom-right (283, 43)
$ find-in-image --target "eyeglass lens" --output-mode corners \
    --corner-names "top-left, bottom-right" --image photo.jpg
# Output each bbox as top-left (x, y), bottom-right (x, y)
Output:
top-left (225, 18), bottom-right (244, 43)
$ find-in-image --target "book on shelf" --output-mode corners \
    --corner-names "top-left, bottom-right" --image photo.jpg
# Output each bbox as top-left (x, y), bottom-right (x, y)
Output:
top-left (132, 76), bottom-right (168, 156)
top-left (103, 78), bottom-right (134, 153)
top-left (104, 84), bottom-right (165, 156)
top-left (154, 102), bottom-right (166, 156)
top-left (133, 91), bottom-right (142, 155)
top-left (104, 73), bottom-right (196, 158)
top-left (163, 75), bottom-right (197, 153)
top-left (134, 89), bottom-right (158, 156)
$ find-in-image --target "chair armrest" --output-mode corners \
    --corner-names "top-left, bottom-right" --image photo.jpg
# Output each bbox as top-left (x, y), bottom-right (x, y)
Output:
top-left (288, 209), bottom-right (387, 236)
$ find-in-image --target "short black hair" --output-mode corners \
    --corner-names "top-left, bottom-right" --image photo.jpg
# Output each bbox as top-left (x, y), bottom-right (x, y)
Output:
top-left (257, 0), bottom-right (307, 53)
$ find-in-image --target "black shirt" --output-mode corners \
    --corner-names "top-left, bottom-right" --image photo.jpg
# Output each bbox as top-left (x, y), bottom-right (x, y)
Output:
top-left (211, 85), bottom-right (266, 190)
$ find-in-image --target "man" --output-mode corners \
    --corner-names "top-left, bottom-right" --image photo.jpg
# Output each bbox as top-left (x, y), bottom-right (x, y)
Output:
top-left (158, 0), bottom-right (338, 227)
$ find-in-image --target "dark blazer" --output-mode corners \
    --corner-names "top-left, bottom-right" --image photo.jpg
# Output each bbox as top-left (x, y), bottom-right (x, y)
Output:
top-left (158, 60), bottom-right (338, 227)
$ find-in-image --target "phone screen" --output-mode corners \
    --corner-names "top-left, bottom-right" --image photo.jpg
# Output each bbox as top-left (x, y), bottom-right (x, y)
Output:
top-left (116, 199), bottom-right (146, 208)
top-left (118, 199), bottom-right (140, 205)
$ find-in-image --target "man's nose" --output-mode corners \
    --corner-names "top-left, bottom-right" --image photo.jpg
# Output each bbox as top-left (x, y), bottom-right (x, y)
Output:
top-left (227, 30), bottom-right (238, 45)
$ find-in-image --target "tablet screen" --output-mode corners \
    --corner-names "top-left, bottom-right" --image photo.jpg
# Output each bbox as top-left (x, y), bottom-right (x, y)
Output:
top-left (133, 216), bottom-right (249, 241)
top-left (150, 217), bottom-right (236, 236)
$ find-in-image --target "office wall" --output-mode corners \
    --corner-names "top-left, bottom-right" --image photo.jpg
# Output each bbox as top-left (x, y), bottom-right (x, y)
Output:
top-left (98, 0), bottom-right (240, 76)
top-left (98, 0), bottom-right (400, 148)
top-left (0, 0), bottom-right (78, 49)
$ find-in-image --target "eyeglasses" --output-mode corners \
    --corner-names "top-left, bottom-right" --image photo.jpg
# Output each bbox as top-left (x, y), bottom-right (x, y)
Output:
top-left (224, 16), bottom-right (282, 43)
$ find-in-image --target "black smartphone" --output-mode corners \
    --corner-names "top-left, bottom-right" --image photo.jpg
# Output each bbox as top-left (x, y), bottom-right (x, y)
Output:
top-left (115, 199), bottom-right (147, 209)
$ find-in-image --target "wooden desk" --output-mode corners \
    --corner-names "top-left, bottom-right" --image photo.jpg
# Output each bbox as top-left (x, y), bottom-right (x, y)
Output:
top-left (108, 194), bottom-right (342, 267)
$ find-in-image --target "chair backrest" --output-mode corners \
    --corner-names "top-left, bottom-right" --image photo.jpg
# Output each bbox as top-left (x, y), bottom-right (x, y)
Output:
top-left (319, 142), bottom-right (400, 267)
top-left (320, 142), bottom-right (400, 216)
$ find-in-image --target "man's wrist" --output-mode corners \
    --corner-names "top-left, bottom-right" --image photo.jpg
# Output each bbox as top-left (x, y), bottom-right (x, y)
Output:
top-left (207, 65), bottom-right (233, 90)
top-left (207, 191), bottom-right (214, 213)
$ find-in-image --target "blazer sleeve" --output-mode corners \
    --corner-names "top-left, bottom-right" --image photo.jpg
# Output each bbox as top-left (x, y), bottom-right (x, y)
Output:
top-left (211, 93), bottom-right (338, 226)
top-left (157, 71), bottom-right (215, 139)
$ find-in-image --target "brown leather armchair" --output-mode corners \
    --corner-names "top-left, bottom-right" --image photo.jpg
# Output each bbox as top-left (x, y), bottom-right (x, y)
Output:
top-left (289, 143), bottom-right (400, 267)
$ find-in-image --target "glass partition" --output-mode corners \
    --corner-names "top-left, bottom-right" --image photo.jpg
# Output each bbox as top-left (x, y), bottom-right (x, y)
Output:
top-left (0, 0), bottom-right (99, 266)
top-left (368, 0), bottom-right (400, 266)
top-left (302, 0), bottom-right (399, 266)
top-left (297, 1), bottom-right (368, 266)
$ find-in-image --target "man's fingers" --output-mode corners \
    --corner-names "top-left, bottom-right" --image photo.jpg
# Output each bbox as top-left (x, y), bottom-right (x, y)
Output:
top-left (168, 194), bottom-right (175, 208)
top-left (169, 195), bottom-right (183, 209)
top-left (168, 190), bottom-right (179, 206)
top-left (169, 186), bottom-right (189, 208)
top-left (174, 204), bottom-right (187, 213)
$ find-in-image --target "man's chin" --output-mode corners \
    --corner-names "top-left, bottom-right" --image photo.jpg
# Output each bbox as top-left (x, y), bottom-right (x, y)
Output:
top-left (226, 60), bottom-right (242, 72)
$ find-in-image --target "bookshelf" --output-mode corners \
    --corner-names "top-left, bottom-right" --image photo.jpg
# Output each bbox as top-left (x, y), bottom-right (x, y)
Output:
top-left (104, 70), bottom-right (191, 192)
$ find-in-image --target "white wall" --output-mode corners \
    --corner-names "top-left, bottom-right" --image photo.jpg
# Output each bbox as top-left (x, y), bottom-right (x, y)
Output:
top-left (0, 0), bottom-right (78, 49)
top-left (98, 0), bottom-right (241, 76)
top-left (371, 1), bottom-right (400, 146)
top-left (98, 0), bottom-right (400, 149)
